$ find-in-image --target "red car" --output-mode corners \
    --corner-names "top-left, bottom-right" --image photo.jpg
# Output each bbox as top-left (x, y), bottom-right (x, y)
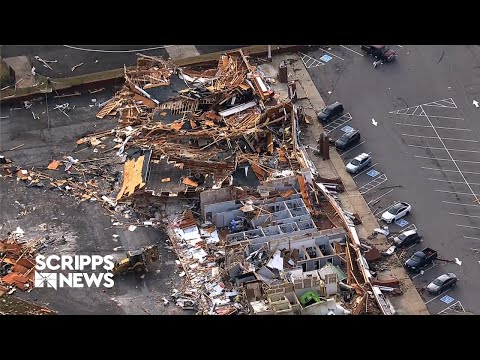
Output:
top-left (361, 45), bottom-right (397, 62)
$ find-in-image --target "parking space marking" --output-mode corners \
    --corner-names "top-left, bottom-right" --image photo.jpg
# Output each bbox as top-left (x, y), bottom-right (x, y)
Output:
top-left (395, 123), bottom-right (470, 131)
top-left (402, 133), bottom-right (478, 142)
top-left (340, 45), bottom-right (364, 57)
top-left (421, 167), bottom-right (480, 175)
top-left (437, 190), bottom-right (480, 197)
top-left (320, 49), bottom-right (344, 61)
top-left (341, 125), bottom-right (354, 133)
top-left (358, 174), bottom-right (388, 195)
top-left (339, 141), bottom-right (365, 156)
top-left (429, 178), bottom-right (480, 186)
top-left (415, 156), bottom-right (480, 164)
top-left (442, 200), bottom-right (480, 207)
top-left (440, 295), bottom-right (455, 304)
top-left (395, 219), bottom-right (409, 227)
top-left (449, 212), bottom-right (480, 219)
top-left (438, 301), bottom-right (465, 314)
top-left (402, 223), bottom-right (418, 232)
top-left (422, 98), bottom-right (457, 109)
top-left (429, 115), bottom-right (464, 120)
top-left (412, 263), bottom-right (437, 279)
top-left (408, 144), bottom-right (480, 153)
top-left (373, 201), bottom-right (400, 217)
top-left (323, 113), bottom-right (353, 135)
top-left (456, 224), bottom-right (480, 230)
top-left (463, 236), bottom-right (480, 241)
top-left (299, 53), bottom-right (325, 68)
top-left (353, 163), bottom-right (378, 178)
top-left (367, 188), bottom-right (395, 205)
top-left (425, 289), bottom-right (452, 305)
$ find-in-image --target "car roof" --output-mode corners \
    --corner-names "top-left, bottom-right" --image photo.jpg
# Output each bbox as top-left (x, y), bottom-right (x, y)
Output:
top-left (373, 45), bottom-right (385, 49)
top-left (401, 229), bottom-right (417, 237)
top-left (327, 101), bottom-right (342, 109)
top-left (353, 153), bottom-right (370, 161)
top-left (436, 274), bottom-right (452, 282)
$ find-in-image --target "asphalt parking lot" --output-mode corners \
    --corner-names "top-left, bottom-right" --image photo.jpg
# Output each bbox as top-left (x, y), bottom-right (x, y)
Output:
top-left (0, 87), bottom-right (188, 314)
top-left (306, 45), bottom-right (480, 314)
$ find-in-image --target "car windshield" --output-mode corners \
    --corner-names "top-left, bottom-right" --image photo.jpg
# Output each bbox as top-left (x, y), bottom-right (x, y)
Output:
top-left (398, 234), bottom-right (406, 241)
top-left (433, 278), bottom-right (444, 286)
top-left (382, 46), bottom-right (390, 53)
top-left (350, 159), bottom-right (360, 166)
top-left (322, 107), bottom-right (331, 115)
top-left (411, 254), bottom-right (422, 262)
top-left (388, 204), bottom-right (402, 214)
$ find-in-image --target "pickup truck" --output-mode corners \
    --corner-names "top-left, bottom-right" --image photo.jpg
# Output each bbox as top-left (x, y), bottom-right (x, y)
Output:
top-left (360, 45), bottom-right (397, 62)
top-left (404, 247), bottom-right (437, 273)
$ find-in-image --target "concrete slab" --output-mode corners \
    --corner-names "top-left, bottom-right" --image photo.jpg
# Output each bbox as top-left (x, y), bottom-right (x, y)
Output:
top-left (3, 56), bottom-right (36, 89)
top-left (166, 45), bottom-right (200, 60)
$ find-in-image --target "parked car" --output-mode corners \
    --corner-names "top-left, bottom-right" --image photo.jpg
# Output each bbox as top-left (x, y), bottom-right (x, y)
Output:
top-left (404, 247), bottom-right (437, 273)
top-left (317, 102), bottom-right (344, 123)
top-left (345, 153), bottom-right (371, 174)
top-left (360, 45), bottom-right (397, 62)
top-left (427, 273), bottom-right (457, 294)
top-left (335, 129), bottom-right (361, 151)
top-left (393, 229), bottom-right (422, 248)
top-left (381, 202), bottom-right (411, 223)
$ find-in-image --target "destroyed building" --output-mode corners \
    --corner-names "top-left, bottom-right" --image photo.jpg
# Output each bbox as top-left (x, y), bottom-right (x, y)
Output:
top-left (1, 50), bottom-right (396, 315)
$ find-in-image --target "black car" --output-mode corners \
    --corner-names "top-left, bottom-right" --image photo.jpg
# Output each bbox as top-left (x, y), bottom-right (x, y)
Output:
top-left (335, 129), bottom-right (360, 151)
top-left (360, 45), bottom-right (397, 62)
top-left (317, 102), bottom-right (344, 123)
top-left (393, 230), bottom-right (422, 248)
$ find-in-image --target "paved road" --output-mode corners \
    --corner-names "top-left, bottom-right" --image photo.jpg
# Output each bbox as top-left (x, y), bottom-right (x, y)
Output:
top-left (306, 45), bottom-right (480, 314)
top-left (0, 45), bottom-right (242, 78)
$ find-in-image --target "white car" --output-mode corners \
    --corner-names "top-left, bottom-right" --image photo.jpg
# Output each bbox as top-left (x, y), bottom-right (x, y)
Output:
top-left (381, 202), bottom-right (411, 223)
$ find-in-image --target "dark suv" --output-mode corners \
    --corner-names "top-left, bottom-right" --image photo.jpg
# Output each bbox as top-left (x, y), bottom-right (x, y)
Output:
top-left (317, 102), bottom-right (344, 123)
top-left (361, 45), bottom-right (397, 62)
top-left (335, 129), bottom-right (361, 151)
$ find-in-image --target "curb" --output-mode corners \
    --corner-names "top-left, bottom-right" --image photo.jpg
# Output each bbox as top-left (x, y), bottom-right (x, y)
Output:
top-left (0, 45), bottom-right (310, 105)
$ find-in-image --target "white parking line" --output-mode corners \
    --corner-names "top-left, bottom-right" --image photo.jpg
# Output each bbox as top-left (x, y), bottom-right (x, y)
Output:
top-left (402, 223), bottom-right (418, 232)
top-left (425, 288), bottom-right (451, 305)
top-left (323, 113), bottom-right (353, 135)
top-left (358, 174), bottom-right (388, 195)
top-left (408, 145), bottom-right (480, 153)
top-left (340, 45), bottom-right (364, 57)
top-left (353, 162), bottom-right (378, 178)
top-left (320, 49), bottom-right (344, 61)
top-left (402, 133), bottom-right (478, 142)
top-left (339, 141), bottom-right (366, 156)
top-left (395, 123), bottom-right (471, 131)
top-left (437, 190), bottom-right (480, 197)
top-left (421, 167), bottom-right (480, 175)
top-left (367, 188), bottom-right (395, 205)
top-left (397, 45), bottom-right (403, 48)
top-left (429, 178), bottom-right (480, 186)
top-left (463, 235), bottom-right (480, 241)
top-left (412, 263), bottom-right (437, 279)
top-left (456, 224), bottom-right (480, 230)
top-left (428, 115), bottom-right (464, 120)
top-left (414, 156), bottom-right (480, 164)
top-left (442, 200), bottom-right (480, 207)
top-left (449, 212), bottom-right (480, 219)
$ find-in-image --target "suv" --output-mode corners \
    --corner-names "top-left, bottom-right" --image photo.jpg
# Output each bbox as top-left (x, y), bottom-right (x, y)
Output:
top-left (335, 129), bottom-right (361, 151)
top-left (360, 45), bottom-right (397, 62)
top-left (317, 102), bottom-right (344, 123)
top-left (345, 153), bottom-right (371, 174)
top-left (393, 229), bottom-right (422, 248)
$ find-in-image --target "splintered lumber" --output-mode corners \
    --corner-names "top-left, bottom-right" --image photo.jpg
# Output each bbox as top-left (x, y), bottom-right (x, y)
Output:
top-left (116, 156), bottom-right (146, 200)
top-left (96, 100), bottom-right (118, 119)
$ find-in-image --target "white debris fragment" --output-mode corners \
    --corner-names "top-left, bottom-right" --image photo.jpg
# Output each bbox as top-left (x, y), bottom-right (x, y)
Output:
top-left (112, 234), bottom-right (119, 238)
top-left (113, 246), bottom-right (124, 251)
top-left (128, 225), bottom-right (137, 232)
top-left (12, 227), bottom-right (25, 237)
top-left (179, 271), bottom-right (186, 277)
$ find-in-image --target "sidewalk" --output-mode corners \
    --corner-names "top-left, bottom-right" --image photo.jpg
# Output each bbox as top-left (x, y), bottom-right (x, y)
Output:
top-left (271, 53), bottom-right (429, 315)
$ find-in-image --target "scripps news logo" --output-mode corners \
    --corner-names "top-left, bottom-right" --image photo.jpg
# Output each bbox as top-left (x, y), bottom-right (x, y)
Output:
top-left (34, 255), bottom-right (115, 289)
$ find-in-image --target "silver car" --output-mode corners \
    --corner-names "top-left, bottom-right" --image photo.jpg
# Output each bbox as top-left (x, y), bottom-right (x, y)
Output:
top-left (426, 273), bottom-right (457, 295)
top-left (346, 153), bottom-right (371, 174)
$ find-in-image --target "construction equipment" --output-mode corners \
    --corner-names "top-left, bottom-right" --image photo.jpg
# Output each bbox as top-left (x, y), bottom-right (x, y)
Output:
top-left (112, 244), bottom-right (160, 276)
